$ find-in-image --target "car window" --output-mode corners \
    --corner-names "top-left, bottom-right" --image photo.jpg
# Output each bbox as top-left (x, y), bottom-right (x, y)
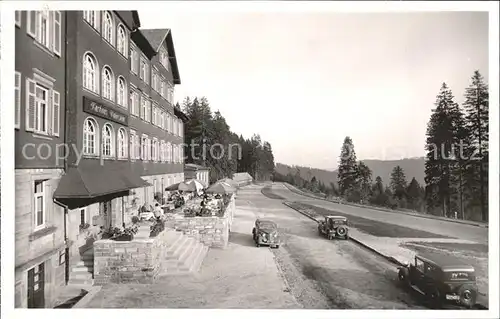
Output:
top-left (415, 259), bottom-right (425, 272)
top-left (426, 264), bottom-right (435, 273)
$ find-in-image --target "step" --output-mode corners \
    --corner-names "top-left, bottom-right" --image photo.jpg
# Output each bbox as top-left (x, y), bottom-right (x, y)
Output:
top-left (168, 236), bottom-right (190, 257)
top-left (190, 245), bottom-right (209, 273)
top-left (75, 260), bottom-right (94, 267)
top-left (81, 252), bottom-right (94, 260)
top-left (165, 234), bottom-right (187, 260)
top-left (410, 284), bottom-right (425, 295)
top-left (177, 238), bottom-right (197, 264)
top-left (70, 272), bottom-right (93, 280)
top-left (69, 278), bottom-right (94, 286)
top-left (71, 265), bottom-right (94, 273)
top-left (81, 249), bottom-right (94, 257)
top-left (183, 243), bottom-right (204, 270)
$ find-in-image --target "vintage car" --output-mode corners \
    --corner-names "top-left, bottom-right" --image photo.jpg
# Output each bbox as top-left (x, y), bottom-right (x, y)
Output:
top-left (318, 215), bottom-right (349, 240)
top-left (398, 252), bottom-right (478, 309)
top-left (252, 219), bottom-right (280, 248)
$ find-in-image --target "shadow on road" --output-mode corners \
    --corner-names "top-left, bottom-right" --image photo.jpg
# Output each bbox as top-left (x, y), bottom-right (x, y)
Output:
top-left (229, 231), bottom-right (255, 247)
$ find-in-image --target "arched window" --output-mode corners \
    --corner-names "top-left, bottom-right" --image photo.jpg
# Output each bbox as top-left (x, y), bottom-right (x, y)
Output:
top-left (117, 128), bottom-right (128, 159)
top-left (102, 66), bottom-right (114, 101)
top-left (117, 24), bottom-right (127, 56)
top-left (103, 11), bottom-right (114, 45)
top-left (83, 118), bottom-right (98, 155)
top-left (83, 52), bottom-right (98, 93)
top-left (102, 124), bottom-right (114, 157)
top-left (83, 11), bottom-right (100, 31)
top-left (117, 76), bottom-right (127, 107)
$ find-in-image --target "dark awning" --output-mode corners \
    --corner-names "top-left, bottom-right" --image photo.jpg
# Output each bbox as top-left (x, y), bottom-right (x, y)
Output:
top-left (54, 164), bottom-right (151, 199)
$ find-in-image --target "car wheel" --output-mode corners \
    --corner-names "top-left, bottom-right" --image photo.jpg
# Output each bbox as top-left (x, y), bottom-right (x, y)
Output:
top-left (336, 226), bottom-right (347, 237)
top-left (275, 245), bottom-right (280, 249)
top-left (256, 243), bottom-right (260, 247)
top-left (398, 268), bottom-right (410, 285)
top-left (345, 234), bottom-right (349, 240)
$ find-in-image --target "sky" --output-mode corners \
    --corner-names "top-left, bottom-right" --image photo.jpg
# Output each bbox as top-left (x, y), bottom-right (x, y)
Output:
top-left (138, 10), bottom-right (489, 170)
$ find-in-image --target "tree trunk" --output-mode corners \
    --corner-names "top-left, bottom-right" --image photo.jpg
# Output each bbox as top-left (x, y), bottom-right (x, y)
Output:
top-left (459, 168), bottom-right (464, 220)
top-left (476, 88), bottom-right (487, 222)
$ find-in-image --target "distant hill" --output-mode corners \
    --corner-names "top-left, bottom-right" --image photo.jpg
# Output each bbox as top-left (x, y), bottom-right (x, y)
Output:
top-left (275, 157), bottom-right (425, 187)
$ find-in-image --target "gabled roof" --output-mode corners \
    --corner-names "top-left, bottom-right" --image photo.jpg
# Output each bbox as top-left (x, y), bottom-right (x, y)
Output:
top-left (114, 11), bottom-right (141, 30)
top-left (233, 172), bottom-right (253, 182)
top-left (141, 28), bottom-right (181, 85)
top-left (185, 163), bottom-right (210, 171)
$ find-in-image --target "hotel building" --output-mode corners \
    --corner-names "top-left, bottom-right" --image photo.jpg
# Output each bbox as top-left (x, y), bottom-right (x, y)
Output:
top-left (14, 10), bottom-right (187, 307)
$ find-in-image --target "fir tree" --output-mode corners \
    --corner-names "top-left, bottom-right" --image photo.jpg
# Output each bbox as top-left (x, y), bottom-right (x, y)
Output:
top-left (337, 136), bottom-right (358, 196)
top-left (424, 83), bottom-right (461, 216)
top-left (462, 70), bottom-right (489, 221)
top-left (390, 165), bottom-right (407, 200)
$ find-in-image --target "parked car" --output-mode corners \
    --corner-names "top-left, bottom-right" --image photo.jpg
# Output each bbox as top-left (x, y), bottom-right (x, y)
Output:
top-left (397, 253), bottom-right (478, 309)
top-left (318, 215), bottom-right (349, 240)
top-left (252, 219), bottom-right (280, 248)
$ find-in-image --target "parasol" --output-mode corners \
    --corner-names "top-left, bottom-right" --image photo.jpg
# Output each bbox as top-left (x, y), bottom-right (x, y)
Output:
top-left (179, 179), bottom-right (205, 192)
top-left (205, 181), bottom-right (236, 194)
top-left (165, 182), bottom-right (181, 191)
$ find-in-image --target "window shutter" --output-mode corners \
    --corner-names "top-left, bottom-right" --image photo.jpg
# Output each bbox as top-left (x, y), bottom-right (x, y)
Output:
top-left (53, 11), bottom-right (62, 56)
top-left (25, 78), bottom-right (36, 132)
top-left (52, 91), bottom-right (60, 137)
top-left (15, 72), bottom-right (21, 129)
top-left (27, 11), bottom-right (36, 38)
top-left (46, 90), bottom-right (53, 135)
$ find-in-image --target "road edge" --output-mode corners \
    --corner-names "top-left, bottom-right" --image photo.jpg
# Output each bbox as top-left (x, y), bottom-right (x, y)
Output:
top-left (282, 183), bottom-right (488, 229)
top-left (282, 201), bottom-right (403, 266)
top-left (281, 200), bottom-right (489, 310)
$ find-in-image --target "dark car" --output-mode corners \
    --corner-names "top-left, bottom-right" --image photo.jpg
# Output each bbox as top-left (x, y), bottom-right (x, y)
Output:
top-left (318, 215), bottom-right (349, 240)
top-left (398, 252), bottom-right (478, 309)
top-left (252, 219), bottom-right (280, 248)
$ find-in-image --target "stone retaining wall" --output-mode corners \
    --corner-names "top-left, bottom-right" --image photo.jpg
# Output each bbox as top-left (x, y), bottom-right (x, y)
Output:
top-left (173, 195), bottom-right (235, 249)
top-left (93, 226), bottom-right (170, 284)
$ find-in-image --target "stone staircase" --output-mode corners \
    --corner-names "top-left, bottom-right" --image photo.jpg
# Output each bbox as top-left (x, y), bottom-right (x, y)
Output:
top-left (68, 248), bottom-right (94, 285)
top-left (162, 230), bottom-right (209, 276)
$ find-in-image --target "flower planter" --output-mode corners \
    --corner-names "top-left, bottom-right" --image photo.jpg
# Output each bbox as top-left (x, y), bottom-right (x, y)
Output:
top-left (114, 234), bottom-right (134, 241)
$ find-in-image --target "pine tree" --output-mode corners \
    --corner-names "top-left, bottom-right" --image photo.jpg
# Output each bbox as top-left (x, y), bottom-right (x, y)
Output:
top-left (338, 136), bottom-right (358, 196)
top-left (407, 177), bottom-right (424, 211)
top-left (357, 161), bottom-right (372, 203)
top-left (424, 83), bottom-right (460, 216)
top-left (390, 165), bottom-right (407, 200)
top-left (462, 70), bottom-right (489, 221)
top-left (449, 106), bottom-right (469, 219)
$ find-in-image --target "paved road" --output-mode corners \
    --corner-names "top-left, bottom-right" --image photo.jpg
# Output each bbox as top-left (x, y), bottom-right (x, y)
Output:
top-left (270, 183), bottom-right (488, 245)
top-left (243, 185), bottom-right (425, 309)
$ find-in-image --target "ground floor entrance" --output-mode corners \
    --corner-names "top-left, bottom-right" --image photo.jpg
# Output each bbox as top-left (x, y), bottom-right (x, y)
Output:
top-left (27, 262), bottom-right (45, 308)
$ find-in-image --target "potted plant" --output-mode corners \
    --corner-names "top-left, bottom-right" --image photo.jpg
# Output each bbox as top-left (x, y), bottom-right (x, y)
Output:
top-left (149, 219), bottom-right (165, 238)
top-left (114, 225), bottom-right (138, 241)
top-left (101, 227), bottom-right (122, 239)
top-left (79, 223), bottom-right (90, 232)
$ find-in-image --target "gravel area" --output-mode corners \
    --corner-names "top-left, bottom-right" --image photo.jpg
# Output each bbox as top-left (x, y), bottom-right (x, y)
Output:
top-left (252, 195), bottom-right (425, 309)
top-left (261, 186), bottom-right (286, 200)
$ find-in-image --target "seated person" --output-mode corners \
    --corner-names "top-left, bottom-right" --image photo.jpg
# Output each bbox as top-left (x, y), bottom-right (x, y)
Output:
top-left (140, 203), bottom-right (152, 213)
top-left (153, 203), bottom-right (163, 219)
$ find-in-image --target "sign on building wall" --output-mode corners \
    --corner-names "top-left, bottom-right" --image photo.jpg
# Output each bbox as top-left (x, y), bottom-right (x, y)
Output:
top-left (83, 96), bottom-right (128, 126)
